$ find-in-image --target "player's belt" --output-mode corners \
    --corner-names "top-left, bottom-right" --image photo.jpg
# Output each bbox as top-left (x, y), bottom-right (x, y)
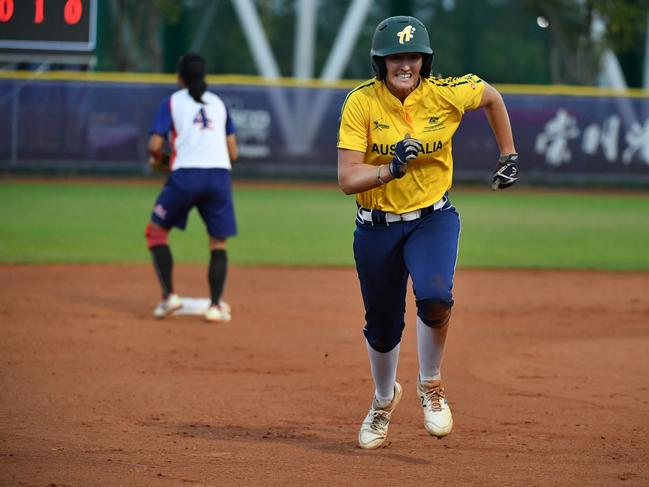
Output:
top-left (357, 195), bottom-right (448, 225)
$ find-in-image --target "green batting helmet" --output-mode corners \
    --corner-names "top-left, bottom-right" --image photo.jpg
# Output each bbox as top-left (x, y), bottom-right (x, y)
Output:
top-left (370, 16), bottom-right (434, 80)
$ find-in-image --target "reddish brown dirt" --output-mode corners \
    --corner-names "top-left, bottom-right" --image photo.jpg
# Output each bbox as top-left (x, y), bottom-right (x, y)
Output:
top-left (1, 265), bottom-right (648, 486)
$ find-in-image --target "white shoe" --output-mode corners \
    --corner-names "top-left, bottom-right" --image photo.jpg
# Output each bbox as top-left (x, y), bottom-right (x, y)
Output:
top-left (205, 301), bottom-right (231, 323)
top-left (218, 300), bottom-right (231, 315)
top-left (417, 379), bottom-right (453, 437)
top-left (153, 293), bottom-right (182, 319)
top-left (358, 382), bottom-right (402, 449)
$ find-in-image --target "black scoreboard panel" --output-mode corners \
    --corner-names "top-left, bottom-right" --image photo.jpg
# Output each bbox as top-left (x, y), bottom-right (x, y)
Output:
top-left (0, 0), bottom-right (97, 51)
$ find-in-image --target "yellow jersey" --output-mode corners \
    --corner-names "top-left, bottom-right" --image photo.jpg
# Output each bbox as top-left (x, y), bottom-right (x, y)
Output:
top-left (337, 74), bottom-right (485, 213)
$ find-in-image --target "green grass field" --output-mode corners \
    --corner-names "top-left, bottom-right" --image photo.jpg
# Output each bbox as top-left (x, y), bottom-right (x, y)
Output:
top-left (1, 180), bottom-right (648, 270)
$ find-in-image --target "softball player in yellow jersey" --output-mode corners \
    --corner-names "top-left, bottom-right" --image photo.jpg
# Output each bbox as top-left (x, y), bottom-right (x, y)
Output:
top-left (337, 16), bottom-right (519, 449)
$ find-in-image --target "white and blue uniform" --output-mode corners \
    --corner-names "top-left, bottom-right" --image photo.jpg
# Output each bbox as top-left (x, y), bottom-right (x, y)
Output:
top-left (149, 88), bottom-right (237, 238)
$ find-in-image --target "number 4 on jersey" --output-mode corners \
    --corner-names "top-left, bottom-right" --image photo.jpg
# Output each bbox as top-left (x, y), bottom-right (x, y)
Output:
top-left (193, 108), bottom-right (213, 130)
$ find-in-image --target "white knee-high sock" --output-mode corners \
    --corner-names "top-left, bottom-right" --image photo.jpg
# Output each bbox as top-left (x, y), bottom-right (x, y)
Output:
top-left (416, 316), bottom-right (449, 382)
top-left (366, 341), bottom-right (400, 406)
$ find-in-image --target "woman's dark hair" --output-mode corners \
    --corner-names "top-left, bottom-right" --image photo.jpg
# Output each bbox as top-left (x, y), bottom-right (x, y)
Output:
top-left (178, 52), bottom-right (207, 104)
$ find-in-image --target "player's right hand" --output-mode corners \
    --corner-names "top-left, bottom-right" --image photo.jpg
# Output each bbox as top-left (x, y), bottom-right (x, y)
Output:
top-left (389, 137), bottom-right (423, 178)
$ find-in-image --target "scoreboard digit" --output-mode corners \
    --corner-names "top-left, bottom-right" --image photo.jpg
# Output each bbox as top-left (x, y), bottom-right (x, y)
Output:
top-left (0, 0), bottom-right (97, 51)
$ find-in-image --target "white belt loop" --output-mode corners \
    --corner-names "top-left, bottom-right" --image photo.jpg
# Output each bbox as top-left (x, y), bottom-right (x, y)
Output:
top-left (433, 195), bottom-right (447, 211)
top-left (359, 208), bottom-right (374, 226)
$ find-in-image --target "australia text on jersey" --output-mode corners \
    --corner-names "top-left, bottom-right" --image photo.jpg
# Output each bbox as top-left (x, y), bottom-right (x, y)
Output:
top-left (371, 141), bottom-right (443, 156)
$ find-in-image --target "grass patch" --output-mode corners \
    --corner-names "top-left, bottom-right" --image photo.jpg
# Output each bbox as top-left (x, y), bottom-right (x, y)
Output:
top-left (1, 180), bottom-right (648, 270)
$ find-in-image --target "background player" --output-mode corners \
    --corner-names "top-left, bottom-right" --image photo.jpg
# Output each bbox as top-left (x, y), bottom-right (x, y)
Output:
top-left (337, 16), bottom-right (518, 449)
top-left (146, 52), bottom-right (238, 323)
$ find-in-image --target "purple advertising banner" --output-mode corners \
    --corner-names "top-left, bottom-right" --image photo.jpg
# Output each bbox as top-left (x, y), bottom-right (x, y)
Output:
top-left (1, 77), bottom-right (648, 184)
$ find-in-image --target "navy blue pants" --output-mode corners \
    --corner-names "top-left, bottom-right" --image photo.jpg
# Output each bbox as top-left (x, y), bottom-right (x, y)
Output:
top-left (151, 168), bottom-right (237, 239)
top-left (353, 198), bottom-right (460, 353)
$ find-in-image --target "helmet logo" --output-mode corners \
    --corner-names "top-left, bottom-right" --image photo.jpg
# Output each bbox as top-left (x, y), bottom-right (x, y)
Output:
top-left (397, 25), bottom-right (415, 44)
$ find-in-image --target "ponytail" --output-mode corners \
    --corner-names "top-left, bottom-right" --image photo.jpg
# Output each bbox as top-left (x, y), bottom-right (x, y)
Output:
top-left (188, 77), bottom-right (207, 104)
top-left (178, 52), bottom-right (207, 104)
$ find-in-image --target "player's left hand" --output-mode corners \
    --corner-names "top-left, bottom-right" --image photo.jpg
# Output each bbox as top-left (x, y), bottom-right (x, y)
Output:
top-left (491, 153), bottom-right (519, 190)
top-left (148, 153), bottom-right (171, 172)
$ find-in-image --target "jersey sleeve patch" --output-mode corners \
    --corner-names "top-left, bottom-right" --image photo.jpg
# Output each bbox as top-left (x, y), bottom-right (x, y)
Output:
top-left (427, 74), bottom-right (485, 112)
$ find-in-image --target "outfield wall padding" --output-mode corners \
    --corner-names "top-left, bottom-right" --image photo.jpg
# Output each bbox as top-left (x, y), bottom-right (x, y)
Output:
top-left (1, 76), bottom-right (649, 184)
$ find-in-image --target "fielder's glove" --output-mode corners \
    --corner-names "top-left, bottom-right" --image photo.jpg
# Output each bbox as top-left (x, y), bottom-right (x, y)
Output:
top-left (491, 153), bottom-right (519, 190)
top-left (148, 152), bottom-right (171, 172)
top-left (389, 137), bottom-right (423, 178)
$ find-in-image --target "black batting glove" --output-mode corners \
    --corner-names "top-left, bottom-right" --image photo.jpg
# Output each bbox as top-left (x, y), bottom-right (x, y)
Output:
top-left (388, 137), bottom-right (423, 178)
top-left (491, 153), bottom-right (519, 190)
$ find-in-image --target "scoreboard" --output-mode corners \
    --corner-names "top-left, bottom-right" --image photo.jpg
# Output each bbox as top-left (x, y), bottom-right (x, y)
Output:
top-left (0, 0), bottom-right (97, 52)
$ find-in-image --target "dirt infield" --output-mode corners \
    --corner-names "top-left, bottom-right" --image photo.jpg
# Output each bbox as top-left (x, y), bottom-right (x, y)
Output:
top-left (1, 265), bottom-right (648, 486)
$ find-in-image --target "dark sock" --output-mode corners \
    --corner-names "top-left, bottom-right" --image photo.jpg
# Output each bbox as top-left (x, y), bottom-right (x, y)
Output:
top-left (209, 249), bottom-right (227, 305)
top-left (150, 245), bottom-right (173, 298)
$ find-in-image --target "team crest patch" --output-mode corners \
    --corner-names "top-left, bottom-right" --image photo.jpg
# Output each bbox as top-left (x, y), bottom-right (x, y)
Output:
top-left (397, 25), bottom-right (415, 44)
top-left (423, 114), bottom-right (444, 132)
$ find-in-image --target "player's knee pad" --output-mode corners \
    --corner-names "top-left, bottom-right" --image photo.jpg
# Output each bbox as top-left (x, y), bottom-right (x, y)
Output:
top-left (365, 335), bottom-right (401, 354)
top-left (145, 223), bottom-right (169, 249)
top-left (416, 298), bottom-right (453, 328)
top-left (363, 326), bottom-right (402, 353)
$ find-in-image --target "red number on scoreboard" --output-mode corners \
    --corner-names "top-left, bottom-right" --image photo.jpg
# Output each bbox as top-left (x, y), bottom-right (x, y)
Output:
top-left (34, 0), bottom-right (44, 23)
top-left (64, 0), bottom-right (82, 25)
top-left (0, 0), bottom-right (14, 22)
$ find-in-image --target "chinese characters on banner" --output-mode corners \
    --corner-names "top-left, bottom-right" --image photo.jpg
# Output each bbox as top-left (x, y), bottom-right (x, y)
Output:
top-left (535, 108), bottom-right (649, 167)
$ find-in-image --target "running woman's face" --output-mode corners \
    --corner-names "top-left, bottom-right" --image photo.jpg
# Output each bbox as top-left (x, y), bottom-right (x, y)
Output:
top-left (384, 52), bottom-right (422, 101)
